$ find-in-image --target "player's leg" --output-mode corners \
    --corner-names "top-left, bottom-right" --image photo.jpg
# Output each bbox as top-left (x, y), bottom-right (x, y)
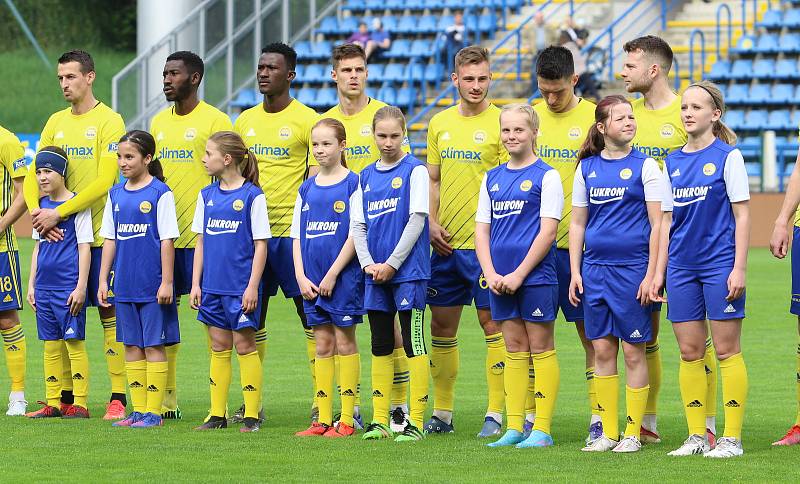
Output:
top-left (0, 251), bottom-right (26, 416)
top-left (233, 326), bottom-right (261, 433)
top-left (389, 320), bottom-right (410, 432)
top-left (613, 340), bottom-right (648, 453)
top-left (394, 282), bottom-right (428, 442)
top-left (641, 311), bottom-right (662, 441)
top-left (298, 316), bottom-right (336, 436)
top-left (703, 328), bottom-right (718, 445)
top-left (62, 298), bottom-right (89, 419)
top-left (774, 318), bottom-right (800, 445)
top-left (327, 322), bottom-right (360, 437)
top-left (487, 318), bottom-right (529, 448)
top-left (197, 325), bottom-right (233, 430)
top-left (161, 248), bottom-right (194, 419)
top-left (582, 336), bottom-right (619, 452)
top-left (113, 302), bottom-right (147, 427)
top-left (26, 293), bottom-right (63, 418)
top-left (774, 225), bottom-right (800, 445)
top-left (478, 307), bottom-right (505, 437)
top-left (133, 301), bottom-right (179, 428)
top-left (363, 306), bottom-right (396, 440)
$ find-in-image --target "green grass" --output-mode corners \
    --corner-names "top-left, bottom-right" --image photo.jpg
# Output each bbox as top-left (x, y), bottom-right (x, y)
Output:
top-left (1, 239), bottom-right (798, 482)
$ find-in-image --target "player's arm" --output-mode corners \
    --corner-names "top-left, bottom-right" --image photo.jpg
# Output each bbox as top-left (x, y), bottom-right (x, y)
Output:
top-left (27, 240), bottom-right (39, 310)
top-left (243, 193), bottom-right (270, 313)
top-left (350, 184), bottom-right (376, 277)
top-left (24, 119), bottom-right (55, 212)
top-left (98, 194), bottom-right (116, 307)
top-left (771, 148), bottom-right (800, 258)
top-left (0, 178), bottom-right (29, 234)
top-left (474, 174), bottom-right (500, 295)
top-left (724, 149), bottom-right (750, 301)
top-left (639, 158), bottom-right (665, 305)
top-left (290, 193), bottom-right (318, 300)
top-left (68, 209), bottom-right (94, 316)
top-left (0, 137), bottom-right (31, 231)
top-left (189, 192), bottom-right (205, 309)
top-left (157, 191), bottom-right (180, 305)
top-left (426, 120), bottom-right (452, 256)
top-left (568, 165), bottom-right (588, 305)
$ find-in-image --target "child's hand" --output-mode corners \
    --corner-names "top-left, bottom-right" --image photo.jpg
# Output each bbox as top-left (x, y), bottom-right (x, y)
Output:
top-left (298, 276), bottom-right (319, 300)
top-left (241, 285), bottom-right (259, 314)
top-left (26, 286), bottom-right (35, 312)
top-left (484, 272), bottom-right (503, 295)
top-left (499, 272), bottom-right (524, 295)
top-left (649, 274), bottom-right (666, 303)
top-left (67, 287), bottom-right (86, 316)
top-left (372, 263), bottom-right (397, 284)
top-left (568, 274), bottom-right (583, 307)
top-left (97, 281), bottom-right (111, 308)
top-left (318, 272), bottom-right (337, 297)
top-left (190, 285), bottom-right (202, 310)
top-left (157, 282), bottom-right (173, 305)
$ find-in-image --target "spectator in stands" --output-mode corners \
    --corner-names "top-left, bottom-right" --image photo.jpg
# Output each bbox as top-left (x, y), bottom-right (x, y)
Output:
top-left (347, 22), bottom-right (370, 49)
top-left (365, 18), bottom-right (391, 62)
top-left (527, 12), bottom-right (558, 91)
top-left (442, 11), bottom-right (467, 74)
top-left (558, 30), bottom-right (599, 101)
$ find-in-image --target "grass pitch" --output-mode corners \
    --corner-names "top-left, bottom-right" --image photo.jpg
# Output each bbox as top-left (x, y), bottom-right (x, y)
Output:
top-left (1, 238), bottom-right (798, 482)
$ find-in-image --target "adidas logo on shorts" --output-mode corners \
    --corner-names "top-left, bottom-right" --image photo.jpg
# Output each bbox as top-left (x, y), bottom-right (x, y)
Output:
top-left (687, 399), bottom-right (703, 407)
top-left (724, 304), bottom-right (736, 313)
top-left (725, 399), bottom-right (741, 408)
top-left (46, 375), bottom-right (58, 383)
top-left (66, 328), bottom-right (75, 335)
top-left (147, 384), bottom-right (158, 392)
top-left (2, 295), bottom-right (11, 303)
top-left (243, 385), bottom-right (257, 392)
top-left (130, 381), bottom-right (143, 388)
top-left (72, 373), bottom-right (85, 380)
top-left (534, 391), bottom-right (545, 399)
top-left (341, 389), bottom-right (355, 396)
top-left (588, 171), bottom-right (597, 178)
top-left (400, 298), bottom-right (410, 306)
top-left (630, 329), bottom-right (642, 339)
top-left (532, 308), bottom-right (543, 318)
top-left (671, 168), bottom-right (681, 177)
top-left (316, 390), bottom-right (327, 398)
top-left (372, 389), bottom-right (384, 397)
top-left (239, 313), bottom-right (249, 323)
top-left (342, 315), bottom-right (352, 321)
top-left (490, 183), bottom-right (499, 192)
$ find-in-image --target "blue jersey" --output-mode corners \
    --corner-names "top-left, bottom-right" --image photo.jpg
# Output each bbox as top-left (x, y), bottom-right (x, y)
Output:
top-left (100, 178), bottom-right (180, 302)
top-left (191, 181), bottom-right (270, 296)
top-left (664, 138), bottom-right (750, 270)
top-left (34, 197), bottom-right (93, 290)
top-left (478, 161), bottom-right (560, 286)
top-left (358, 155), bottom-right (430, 284)
top-left (576, 149), bottom-right (661, 265)
top-left (292, 171), bottom-right (363, 314)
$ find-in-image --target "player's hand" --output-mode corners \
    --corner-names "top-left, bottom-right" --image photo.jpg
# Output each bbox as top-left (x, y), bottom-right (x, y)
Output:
top-left (189, 285), bottom-right (202, 310)
top-left (485, 272), bottom-right (503, 295)
top-left (67, 287), bottom-right (86, 316)
top-left (26, 286), bottom-right (35, 312)
top-left (429, 222), bottom-right (453, 256)
top-left (157, 282), bottom-right (173, 305)
top-left (31, 208), bottom-right (63, 237)
top-left (568, 274), bottom-right (583, 307)
top-left (40, 227), bottom-right (65, 243)
top-left (637, 275), bottom-right (652, 306)
top-left (298, 276), bottom-right (319, 300)
top-left (318, 272), bottom-right (337, 298)
top-left (499, 272), bottom-right (524, 295)
top-left (770, 222), bottom-right (790, 259)
top-left (241, 285), bottom-right (259, 314)
top-left (97, 282), bottom-right (111, 308)
top-left (372, 263), bottom-right (397, 284)
top-left (726, 267), bottom-right (746, 302)
top-left (649, 274), bottom-right (667, 303)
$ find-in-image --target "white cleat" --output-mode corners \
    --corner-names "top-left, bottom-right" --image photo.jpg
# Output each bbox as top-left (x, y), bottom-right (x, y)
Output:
top-left (581, 434), bottom-right (618, 452)
top-left (612, 435), bottom-right (642, 453)
top-left (668, 434), bottom-right (709, 456)
top-left (704, 437), bottom-right (743, 458)
top-left (6, 399), bottom-right (28, 416)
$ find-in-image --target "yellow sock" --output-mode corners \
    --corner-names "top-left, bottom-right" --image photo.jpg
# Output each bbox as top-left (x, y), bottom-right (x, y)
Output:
top-left (238, 351), bottom-right (262, 419)
top-left (338, 353), bottom-right (360, 427)
top-left (43, 340), bottom-right (63, 407)
top-left (391, 347), bottom-right (410, 407)
top-left (305, 329), bottom-right (317, 409)
top-left (315, 355), bottom-right (335, 425)
top-left (795, 342), bottom-right (800, 426)
top-left (430, 336), bottom-right (458, 412)
top-left (65, 339), bottom-right (89, 408)
top-left (370, 354), bottom-right (394, 425)
top-left (408, 353), bottom-right (430, 427)
top-left (704, 337), bottom-right (718, 418)
top-left (485, 333), bottom-right (506, 415)
top-left (720, 352), bottom-right (747, 440)
top-left (161, 344), bottom-right (179, 411)
top-left (1, 324), bottom-right (26, 392)
top-left (624, 385), bottom-right (650, 438)
top-left (504, 351), bottom-right (530, 432)
top-left (60, 342), bottom-right (73, 393)
top-left (644, 340), bottom-right (661, 416)
top-left (595, 374), bottom-right (619, 440)
top-left (101, 317), bottom-right (126, 395)
top-left (145, 360), bottom-right (167, 414)
top-left (532, 350), bottom-right (560, 434)
top-left (524, 357), bottom-right (536, 418)
top-left (125, 359), bottom-right (147, 413)
top-left (679, 358), bottom-right (707, 436)
top-left (255, 327), bottom-right (267, 363)
top-left (586, 366), bottom-right (599, 415)
top-left (210, 349), bottom-right (232, 417)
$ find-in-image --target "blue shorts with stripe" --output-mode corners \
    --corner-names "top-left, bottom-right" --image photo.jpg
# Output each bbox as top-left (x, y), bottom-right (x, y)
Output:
top-left (305, 303), bottom-right (363, 328)
top-left (791, 227), bottom-right (800, 315)
top-left (0, 251), bottom-right (22, 312)
top-left (174, 248), bottom-right (195, 296)
top-left (366, 280), bottom-right (427, 312)
top-left (35, 288), bottom-right (86, 341)
top-left (666, 265), bottom-right (745, 322)
top-left (583, 263), bottom-right (651, 344)
top-left (489, 284), bottom-right (558, 323)
top-left (555, 249), bottom-right (584, 322)
top-left (198, 292), bottom-right (261, 331)
top-left (426, 249), bottom-right (489, 309)
top-left (116, 300), bottom-right (180, 348)
top-left (87, 246), bottom-right (112, 307)
top-left (263, 237), bottom-right (300, 298)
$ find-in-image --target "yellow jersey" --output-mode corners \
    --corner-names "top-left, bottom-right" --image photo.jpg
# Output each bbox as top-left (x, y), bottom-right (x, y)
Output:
top-left (234, 99), bottom-right (319, 237)
top-left (150, 101), bottom-right (233, 248)
top-left (323, 98), bottom-right (409, 173)
top-left (427, 104), bottom-right (509, 249)
top-left (24, 102), bottom-right (125, 248)
top-left (631, 95), bottom-right (687, 168)
top-left (0, 126), bottom-right (26, 252)
top-left (534, 98), bottom-right (596, 249)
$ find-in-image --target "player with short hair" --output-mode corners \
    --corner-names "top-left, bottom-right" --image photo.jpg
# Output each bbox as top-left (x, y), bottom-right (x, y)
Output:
top-left (533, 45), bottom-right (599, 443)
top-left (23, 50), bottom-right (127, 420)
top-left (25, 147), bottom-right (93, 419)
top-left (0, 124), bottom-right (29, 416)
top-left (425, 45), bottom-right (510, 437)
top-left (475, 103), bottom-right (563, 449)
top-left (150, 50), bottom-right (233, 419)
top-left (651, 81), bottom-right (750, 458)
top-left (99, 130), bottom-right (180, 428)
top-left (190, 132), bottom-right (268, 433)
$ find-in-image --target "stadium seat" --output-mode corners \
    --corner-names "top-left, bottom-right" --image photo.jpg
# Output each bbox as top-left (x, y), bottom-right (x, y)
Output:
top-left (753, 59), bottom-right (776, 79)
top-left (377, 85), bottom-right (397, 105)
top-left (726, 84), bottom-right (749, 105)
top-left (738, 136), bottom-right (761, 158)
top-left (707, 60), bottom-right (731, 81)
top-left (407, 63), bottom-right (425, 84)
top-left (311, 41), bottom-right (332, 60)
top-left (294, 41), bottom-right (313, 60)
top-left (779, 33), bottom-right (800, 54)
top-left (767, 110), bottom-right (792, 130)
top-left (786, 9), bottom-right (800, 28)
top-left (381, 15), bottom-right (398, 32)
top-left (318, 16), bottom-right (338, 35)
top-left (478, 14), bottom-right (497, 34)
top-left (410, 39), bottom-right (432, 59)
top-left (396, 87), bottom-right (417, 108)
top-left (338, 16), bottom-right (358, 35)
top-left (293, 64), bottom-right (306, 83)
top-left (297, 88), bottom-right (316, 107)
top-left (365, 0), bottom-right (383, 9)
top-left (773, 84), bottom-right (794, 104)
top-left (724, 110), bottom-right (745, 130)
top-left (745, 162), bottom-right (762, 177)
top-left (748, 110), bottom-right (769, 130)
top-left (385, 39), bottom-right (412, 59)
top-left (424, 63), bottom-right (444, 84)
top-left (343, 0), bottom-right (366, 10)
top-left (759, 9), bottom-right (783, 29)
top-left (385, 0), bottom-right (405, 8)
top-left (230, 88), bottom-right (258, 109)
top-left (396, 15), bottom-right (418, 34)
top-left (730, 59), bottom-right (753, 80)
top-left (383, 63), bottom-right (406, 83)
top-left (438, 15), bottom-right (455, 32)
top-left (755, 33), bottom-right (780, 54)
top-left (731, 34), bottom-right (756, 54)
top-left (794, 84), bottom-right (800, 102)
top-left (419, 15), bottom-right (438, 34)
top-left (304, 64), bottom-right (326, 84)
top-left (315, 87), bottom-right (338, 108)
top-left (368, 63), bottom-right (385, 82)
top-left (776, 59), bottom-right (799, 79)
top-left (791, 109), bottom-right (800, 128)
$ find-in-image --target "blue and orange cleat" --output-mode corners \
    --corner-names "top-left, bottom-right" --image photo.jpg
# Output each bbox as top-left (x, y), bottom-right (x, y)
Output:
top-left (131, 412), bottom-right (163, 428)
top-left (113, 411), bottom-right (143, 427)
top-left (773, 425), bottom-right (800, 446)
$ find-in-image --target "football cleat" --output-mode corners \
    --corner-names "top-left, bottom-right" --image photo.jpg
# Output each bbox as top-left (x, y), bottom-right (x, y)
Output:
top-left (195, 416), bottom-right (228, 430)
top-left (772, 425), bottom-right (800, 446)
top-left (424, 415), bottom-right (454, 434)
top-left (60, 403), bottom-right (75, 415)
top-left (324, 421), bottom-right (356, 438)
top-left (640, 426), bottom-right (661, 444)
top-left (487, 429), bottom-right (525, 448)
top-left (113, 411), bottom-right (144, 427)
top-left (394, 423), bottom-right (425, 442)
top-left (612, 436), bottom-right (642, 453)
top-left (582, 435), bottom-right (618, 452)
top-left (6, 399), bottom-right (27, 416)
top-left (477, 416), bottom-right (502, 438)
top-left (26, 402), bottom-right (61, 418)
top-left (586, 421), bottom-right (603, 444)
top-left (703, 437), bottom-right (743, 458)
top-left (240, 417), bottom-right (261, 433)
top-left (62, 405), bottom-right (89, 419)
top-left (390, 407), bottom-right (408, 433)
top-left (131, 412), bottom-right (163, 428)
top-left (516, 429), bottom-right (554, 448)
top-left (362, 422), bottom-right (393, 440)
top-left (295, 422), bottom-right (330, 436)
top-left (668, 434), bottom-right (709, 456)
top-left (103, 400), bottom-right (127, 420)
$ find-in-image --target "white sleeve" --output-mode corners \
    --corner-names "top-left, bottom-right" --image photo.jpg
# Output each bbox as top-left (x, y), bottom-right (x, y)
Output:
top-left (99, 195), bottom-right (116, 239)
top-left (157, 191), bottom-right (180, 240)
top-left (351, 184), bottom-right (365, 224)
top-left (571, 162), bottom-right (588, 207)
top-left (408, 165), bottom-right (430, 214)
top-left (723, 149), bottom-right (751, 203)
top-left (642, 158), bottom-right (664, 202)
top-left (250, 193), bottom-right (272, 240)
top-left (74, 208), bottom-right (95, 244)
top-left (32, 229), bottom-right (39, 240)
top-left (475, 174), bottom-right (491, 223)
top-left (289, 193), bottom-right (303, 239)
top-left (540, 169), bottom-right (564, 219)
top-left (191, 192), bottom-right (205, 234)
top-left (661, 167), bottom-right (674, 212)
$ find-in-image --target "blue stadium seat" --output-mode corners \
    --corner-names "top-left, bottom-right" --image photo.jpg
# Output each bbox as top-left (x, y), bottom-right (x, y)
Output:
top-left (407, 63), bottom-right (425, 83)
top-left (776, 59), bottom-right (799, 79)
top-left (385, 39), bottom-right (412, 58)
top-left (304, 64), bottom-right (326, 84)
top-left (717, 83), bottom-right (728, 98)
top-left (745, 162), bottom-right (762, 176)
top-left (767, 110), bottom-right (792, 130)
top-left (786, 9), bottom-right (800, 28)
top-left (377, 86), bottom-right (397, 105)
top-left (311, 41), bottom-right (332, 60)
top-left (419, 15), bottom-right (438, 34)
top-left (731, 34), bottom-right (757, 54)
top-left (438, 15), bottom-right (455, 31)
top-left (730, 59), bottom-right (753, 80)
top-left (293, 64), bottom-right (306, 83)
top-left (383, 63), bottom-right (406, 83)
top-left (410, 39), bottom-right (432, 59)
top-left (792, 109), bottom-right (800, 127)
top-left (385, 0), bottom-right (405, 8)
top-left (396, 15), bottom-right (418, 34)
top-left (707, 60), bottom-right (731, 81)
top-left (779, 33), bottom-right (800, 53)
top-left (368, 63), bottom-right (384, 82)
top-left (724, 110), bottom-right (745, 130)
top-left (231, 89), bottom-right (258, 109)
top-left (759, 9), bottom-right (783, 29)
top-left (297, 88), bottom-right (316, 107)
top-left (738, 136), bottom-right (761, 158)
top-left (318, 16), bottom-right (338, 35)
top-left (726, 84), bottom-right (749, 104)
top-left (748, 110), bottom-right (769, 130)
top-left (294, 41), bottom-right (313, 60)
top-left (315, 88), bottom-right (338, 108)
top-left (794, 85), bottom-right (800, 102)
top-left (365, 0), bottom-right (383, 9)
top-left (755, 33), bottom-right (780, 53)
top-left (338, 16), bottom-right (359, 35)
top-left (343, 0), bottom-right (366, 10)
top-left (396, 87), bottom-right (417, 108)
top-left (478, 14), bottom-right (497, 34)
top-left (405, 0), bottom-right (426, 8)
top-left (773, 84), bottom-right (794, 103)
top-left (465, 15), bottom-right (479, 34)
top-left (424, 63), bottom-right (444, 83)
top-left (753, 59), bottom-right (776, 79)
top-left (381, 15), bottom-right (398, 32)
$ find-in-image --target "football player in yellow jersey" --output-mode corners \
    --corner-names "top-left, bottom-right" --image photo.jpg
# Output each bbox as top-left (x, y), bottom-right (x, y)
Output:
top-left (234, 42), bottom-right (322, 425)
top-left (425, 46), bottom-right (509, 437)
top-left (533, 46), bottom-right (599, 443)
top-left (0, 125), bottom-right (30, 416)
top-left (620, 36), bottom-right (714, 445)
top-left (24, 50), bottom-right (127, 420)
top-left (150, 51), bottom-right (233, 419)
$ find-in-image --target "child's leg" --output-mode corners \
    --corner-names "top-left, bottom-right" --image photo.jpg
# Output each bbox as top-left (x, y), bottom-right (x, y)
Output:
top-left (233, 328), bottom-right (261, 420)
top-left (367, 310), bottom-right (396, 426)
top-left (65, 339), bottom-right (90, 409)
top-left (313, 324), bottom-right (336, 426)
top-left (335, 325), bottom-right (359, 427)
top-left (144, 345), bottom-right (167, 415)
top-left (60, 341), bottom-right (74, 403)
top-left (125, 346), bottom-right (148, 413)
top-left (528, 321), bottom-right (559, 436)
top-left (398, 308), bottom-right (429, 428)
top-left (592, 336), bottom-right (620, 440)
top-left (500, 319), bottom-right (530, 433)
top-left (621, 341), bottom-right (649, 439)
top-left (209, 327), bottom-right (233, 418)
top-left (43, 340), bottom-right (64, 407)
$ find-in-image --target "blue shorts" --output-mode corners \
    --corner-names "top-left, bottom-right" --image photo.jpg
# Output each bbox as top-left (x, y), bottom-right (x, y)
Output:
top-left (365, 280), bottom-right (427, 312)
top-left (116, 301), bottom-right (180, 348)
top-left (305, 304), bottom-right (363, 327)
top-left (174, 248), bottom-right (194, 296)
top-left (0, 251), bottom-right (22, 312)
top-left (583, 264), bottom-right (651, 343)
top-left (556, 249), bottom-right (584, 322)
top-left (489, 284), bottom-right (558, 323)
top-left (198, 292), bottom-right (261, 331)
top-left (426, 249), bottom-right (489, 309)
top-left (263, 237), bottom-right (300, 298)
top-left (791, 227), bottom-right (800, 315)
top-left (34, 288), bottom-right (86, 341)
top-left (87, 246), bottom-right (112, 307)
top-left (666, 265), bottom-right (746, 322)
